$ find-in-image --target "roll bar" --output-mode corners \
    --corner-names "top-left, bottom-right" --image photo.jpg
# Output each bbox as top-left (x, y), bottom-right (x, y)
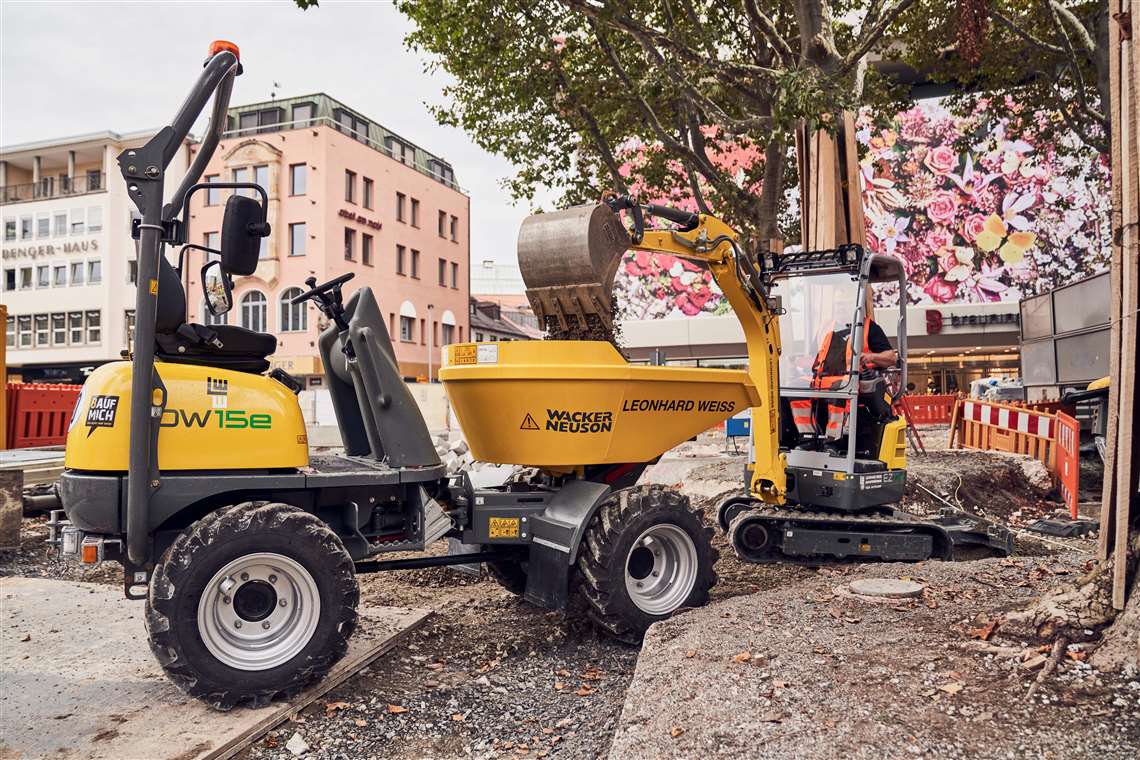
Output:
top-left (122, 44), bottom-right (242, 566)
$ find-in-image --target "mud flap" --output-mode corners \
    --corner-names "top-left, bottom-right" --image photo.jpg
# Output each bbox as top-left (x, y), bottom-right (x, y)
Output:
top-left (523, 480), bottom-right (611, 611)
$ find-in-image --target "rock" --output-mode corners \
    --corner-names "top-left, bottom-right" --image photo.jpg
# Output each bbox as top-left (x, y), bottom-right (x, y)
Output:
top-left (848, 578), bottom-right (925, 599)
top-left (449, 439), bottom-right (470, 456)
top-left (286, 732), bottom-right (309, 756)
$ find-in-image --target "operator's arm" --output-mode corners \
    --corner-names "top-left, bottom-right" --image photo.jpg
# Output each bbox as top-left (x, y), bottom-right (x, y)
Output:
top-left (862, 321), bottom-right (898, 369)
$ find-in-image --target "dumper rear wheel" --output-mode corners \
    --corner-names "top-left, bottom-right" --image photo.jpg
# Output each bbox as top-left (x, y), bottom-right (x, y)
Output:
top-left (145, 502), bottom-right (358, 710)
top-left (575, 485), bottom-right (716, 643)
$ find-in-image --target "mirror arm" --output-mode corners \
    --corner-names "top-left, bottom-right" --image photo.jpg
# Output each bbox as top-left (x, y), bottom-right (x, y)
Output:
top-left (178, 181), bottom-right (268, 245)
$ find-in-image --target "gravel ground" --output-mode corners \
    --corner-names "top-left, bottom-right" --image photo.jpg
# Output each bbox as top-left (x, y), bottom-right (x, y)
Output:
top-left (611, 554), bottom-right (1140, 760)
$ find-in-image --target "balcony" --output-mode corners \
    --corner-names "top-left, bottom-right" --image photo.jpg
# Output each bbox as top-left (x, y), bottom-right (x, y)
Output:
top-left (1, 173), bottom-right (106, 205)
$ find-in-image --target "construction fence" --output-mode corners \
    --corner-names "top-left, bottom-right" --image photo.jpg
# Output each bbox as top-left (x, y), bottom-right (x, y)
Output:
top-left (5, 384), bottom-right (82, 450)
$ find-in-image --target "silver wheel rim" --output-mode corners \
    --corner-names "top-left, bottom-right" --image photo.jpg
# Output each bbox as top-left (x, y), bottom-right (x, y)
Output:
top-left (197, 552), bottom-right (321, 671)
top-left (623, 524), bottom-right (698, 616)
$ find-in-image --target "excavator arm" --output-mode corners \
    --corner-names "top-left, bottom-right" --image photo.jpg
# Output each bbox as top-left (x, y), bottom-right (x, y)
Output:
top-left (517, 198), bottom-right (787, 504)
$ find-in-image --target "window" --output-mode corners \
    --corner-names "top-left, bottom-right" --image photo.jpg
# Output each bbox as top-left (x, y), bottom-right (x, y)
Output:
top-left (396, 244), bottom-right (406, 275)
top-left (410, 249), bottom-right (420, 278)
top-left (334, 108), bottom-right (370, 142)
top-left (254, 165), bottom-right (269, 197)
top-left (279, 288), bottom-right (308, 332)
top-left (241, 291), bottom-right (268, 333)
top-left (53, 264), bottom-right (67, 287)
top-left (202, 301), bottom-right (228, 326)
top-left (87, 260), bottom-right (102, 284)
top-left (6, 316), bottom-right (14, 348)
top-left (238, 111), bottom-right (259, 135)
top-left (36, 265), bottom-right (49, 288)
top-left (4, 219), bottom-right (15, 241)
top-left (399, 315), bottom-right (415, 342)
top-left (18, 315), bottom-right (32, 348)
top-left (54, 212), bottom-right (67, 236)
top-left (289, 223), bottom-right (307, 256)
top-left (123, 310), bottom-right (135, 348)
top-left (362, 177), bottom-right (374, 209)
top-left (35, 314), bottom-right (49, 346)
top-left (344, 228), bottom-right (356, 261)
top-left (362, 233), bottom-right (373, 266)
top-left (3, 268), bottom-right (14, 291)
top-left (410, 198), bottom-right (420, 227)
top-left (70, 262), bottom-right (84, 285)
top-left (205, 175), bottom-right (222, 206)
top-left (68, 312), bottom-right (84, 344)
top-left (345, 170), bottom-right (356, 203)
top-left (475, 331), bottom-right (484, 342)
top-left (396, 192), bottom-right (406, 222)
top-left (86, 169), bottom-right (101, 191)
top-left (204, 231), bottom-right (220, 251)
top-left (450, 215), bottom-right (458, 242)
top-left (70, 208), bottom-right (85, 235)
top-left (87, 206), bottom-right (102, 233)
top-left (437, 210), bottom-right (446, 237)
top-left (450, 262), bottom-right (459, 289)
top-left (232, 166), bottom-right (249, 194)
top-left (86, 311), bottom-right (101, 343)
top-left (21, 216), bottom-right (32, 240)
top-left (420, 318), bottom-right (426, 345)
top-left (427, 159), bottom-right (455, 186)
top-left (291, 102), bottom-right (315, 127)
top-left (385, 136), bottom-right (413, 164)
top-left (438, 258), bottom-right (446, 285)
top-left (290, 163), bottom-right (307, 195)
top-left (19, 267), bottom-right (32, 289)
top-left (37, 214), bottom-right (50, 238)
top-left (52, 313), bottom-right (66, 345)
top-left (128, 260), bottom-right (138, 285)
top-left (442, 323), bottom-right (455, 346)
top-left (236, 107), bottom-right (283, 135)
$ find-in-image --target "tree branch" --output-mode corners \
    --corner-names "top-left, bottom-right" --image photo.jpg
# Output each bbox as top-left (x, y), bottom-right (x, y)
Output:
top-left (990, 9), bottom-right (1065, 55)
top-left (838, 0), bottom-right (918, 75)
top-left (741, 0), bottom-right (795, 64)
top-left (1048, 0), bottom-right (1096, 56)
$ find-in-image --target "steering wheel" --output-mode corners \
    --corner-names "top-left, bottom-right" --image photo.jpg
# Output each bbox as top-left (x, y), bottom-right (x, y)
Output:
top-left (290, 272), bottom-right (355, 306)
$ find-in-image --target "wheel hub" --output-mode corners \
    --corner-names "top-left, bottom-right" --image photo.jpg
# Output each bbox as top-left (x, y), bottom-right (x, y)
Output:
top-left (623, 524), bottom-right (698, 616)
top-left (197, 553), bottom-right (320, 671)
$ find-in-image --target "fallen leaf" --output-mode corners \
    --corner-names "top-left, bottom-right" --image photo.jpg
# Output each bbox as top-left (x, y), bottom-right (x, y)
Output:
top-left (354, 719), bottom-right (368, 727)
top-left (685, 649), bottom-right (697, 659)
top-left (556, 668), bottom-right (572, 677)
top-left (937, 682), bottom-right (964, 695)
top-left (1066, 650), bottom-right (1088, 662)
top-left (968, 620), bottom-right (997, 641)
top-left (670, 726), bottom-right (685, 738)
top-left (387, 704), bottom-right (408, 714)
top-left (324, 701), bottom-right (351, 716)
top-left (263, 735), bottom-right (279, 748)
top-left (581, 666), bottom-right (604, 681)
top-left (451, 713), bottom-right (466, 722)
top-left (575, 685), bottom-right (596, 697)
top-left (426, 662), bottom-right (445, 671)
top-left (732, 651), bottom-right (752, 663)
top-left (554, 681), bottom-right (565, 691)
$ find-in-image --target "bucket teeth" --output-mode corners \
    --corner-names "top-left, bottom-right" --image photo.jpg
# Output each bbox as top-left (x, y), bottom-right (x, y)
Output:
top-left (517, 204), bottom-right (630, 340)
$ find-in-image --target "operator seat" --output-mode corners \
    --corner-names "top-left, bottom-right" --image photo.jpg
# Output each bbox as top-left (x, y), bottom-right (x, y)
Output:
top-left (153, 256), bottom-right (277, 374)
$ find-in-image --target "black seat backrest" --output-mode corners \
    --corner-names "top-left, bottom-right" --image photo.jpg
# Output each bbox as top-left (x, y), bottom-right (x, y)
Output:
top-left (156, 256), bottom-right (187, 334)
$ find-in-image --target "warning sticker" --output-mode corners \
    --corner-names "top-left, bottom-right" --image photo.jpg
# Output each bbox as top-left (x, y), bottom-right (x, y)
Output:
top-left (453, 345), bottom-right (477, 365)
top-left (488, 517), bottom-right (520, 539)
top-left (520, 413), bottom-right (540, 430)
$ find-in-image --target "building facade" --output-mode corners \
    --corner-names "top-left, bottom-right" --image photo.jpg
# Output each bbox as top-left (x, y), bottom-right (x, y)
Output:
top-left (1, 130), bottom-right (192, 382)
top-left (469, 297), bottom-right (542, 342)
top-left (183, 94), bottom-right (470, 383)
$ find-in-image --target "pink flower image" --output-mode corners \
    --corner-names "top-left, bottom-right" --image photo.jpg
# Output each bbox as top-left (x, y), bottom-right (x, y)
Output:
top-left (961, 213), bottom-right (988, 242)
top-left (924, 191), bottom-right (959, 226)
top-left (923, 275), bottom-right (959, 303)
top-left (923, 145), bottom-right (958, 175)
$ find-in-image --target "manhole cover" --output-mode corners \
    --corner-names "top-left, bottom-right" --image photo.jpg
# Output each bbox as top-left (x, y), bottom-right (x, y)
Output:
top-left (848, 578), bottom-right (924, 598)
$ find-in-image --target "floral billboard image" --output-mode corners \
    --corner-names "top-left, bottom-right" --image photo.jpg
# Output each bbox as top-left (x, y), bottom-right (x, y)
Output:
top-left (612, 99), bottom-right (1111, 318)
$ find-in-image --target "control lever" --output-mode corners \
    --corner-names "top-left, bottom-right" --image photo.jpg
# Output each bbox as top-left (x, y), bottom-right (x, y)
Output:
top-left (292, 272), bottom-right (356, 358)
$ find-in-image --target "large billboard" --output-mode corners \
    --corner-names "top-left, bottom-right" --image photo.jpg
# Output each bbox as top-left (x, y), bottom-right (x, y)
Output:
top-left (613, 100), bottom-right (1111, 318)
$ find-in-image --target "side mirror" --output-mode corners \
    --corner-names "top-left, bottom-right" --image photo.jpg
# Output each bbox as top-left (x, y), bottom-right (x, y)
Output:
top-left (202, 260), bottom-right (234, 317)
top-left (220, 194), bottom-right (269, 275)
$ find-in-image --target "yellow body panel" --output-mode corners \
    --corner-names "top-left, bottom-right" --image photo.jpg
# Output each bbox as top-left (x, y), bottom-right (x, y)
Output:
top-left (64, 361), bottom-right (309, 472)
top-left (441, 341), bottom-right (760, 467)
top-left (877, 417), bottom-right (908, 471)
top-left (1087, 376), bottom-right (1110, 391)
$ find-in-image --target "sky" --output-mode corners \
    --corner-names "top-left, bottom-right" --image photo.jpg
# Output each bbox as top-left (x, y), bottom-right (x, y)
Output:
top-left (0, 0), bottom-right (549, 276)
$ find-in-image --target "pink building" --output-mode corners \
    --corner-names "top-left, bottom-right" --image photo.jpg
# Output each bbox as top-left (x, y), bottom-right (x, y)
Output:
top-left (184, 94), bottom-right (470, 383)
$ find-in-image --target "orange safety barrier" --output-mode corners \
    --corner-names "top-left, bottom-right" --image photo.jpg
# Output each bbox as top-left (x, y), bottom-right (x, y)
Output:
top-left (897, 394), bottom-right (958, 424)
top-left (1054, 412), bottom-right (1081, 519)
top-left (5, 383), bottom-right (82, 449)
top-left (951, 398), bottom-right (1060, 469)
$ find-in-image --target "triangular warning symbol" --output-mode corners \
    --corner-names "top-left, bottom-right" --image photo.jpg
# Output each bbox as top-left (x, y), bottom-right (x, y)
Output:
top-left (520, 413), bottom-right (540, 430)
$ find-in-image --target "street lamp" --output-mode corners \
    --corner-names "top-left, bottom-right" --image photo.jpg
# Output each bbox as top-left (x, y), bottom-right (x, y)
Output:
top-left (426, 303), bottom-right (435, 383)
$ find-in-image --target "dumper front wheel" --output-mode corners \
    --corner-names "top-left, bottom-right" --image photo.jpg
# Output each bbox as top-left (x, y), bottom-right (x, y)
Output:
top-left (145, 502), bottom-right (358, 710)
top-left (575, 486), bottom-right (716, 643)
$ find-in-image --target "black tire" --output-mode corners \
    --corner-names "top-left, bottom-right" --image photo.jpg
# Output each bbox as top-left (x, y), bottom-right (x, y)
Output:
top-left (715, 492), bottom-right (755, 533)
top-left (146, 502), bottom-right (359, 710)
top-left (575, 485), bottom-right (717, 644)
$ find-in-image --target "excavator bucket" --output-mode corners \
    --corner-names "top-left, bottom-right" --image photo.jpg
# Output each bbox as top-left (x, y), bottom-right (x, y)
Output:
top-left (517, 203), bottom-right (630, 339)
